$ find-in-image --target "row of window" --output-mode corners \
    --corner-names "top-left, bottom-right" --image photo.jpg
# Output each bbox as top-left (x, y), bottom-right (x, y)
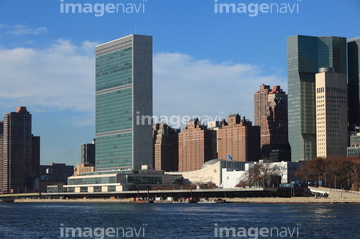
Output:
top-left (67, 186), bottom-right (117, 193)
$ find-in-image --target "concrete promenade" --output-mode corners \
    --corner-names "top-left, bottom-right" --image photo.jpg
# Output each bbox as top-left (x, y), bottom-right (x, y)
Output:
top-left (11, 186), bottom-right (360, 204)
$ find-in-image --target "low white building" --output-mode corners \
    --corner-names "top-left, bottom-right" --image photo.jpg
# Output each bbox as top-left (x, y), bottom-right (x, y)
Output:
top-left (168, 159), bottom-right (303, 189)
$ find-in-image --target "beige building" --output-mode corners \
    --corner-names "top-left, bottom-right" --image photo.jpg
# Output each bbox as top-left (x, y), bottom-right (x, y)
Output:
top-left (316, 67), bottom-right (348, 157)
top-left (74, 164), bottom-right (95, 176)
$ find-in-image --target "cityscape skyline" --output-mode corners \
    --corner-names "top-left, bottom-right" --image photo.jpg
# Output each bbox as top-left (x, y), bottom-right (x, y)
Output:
top-left (0, 0), bottom-right (359, 165)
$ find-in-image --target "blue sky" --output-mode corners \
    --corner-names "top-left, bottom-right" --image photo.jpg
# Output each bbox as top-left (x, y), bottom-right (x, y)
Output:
top-left (0, 0), bottom-right (359, 165)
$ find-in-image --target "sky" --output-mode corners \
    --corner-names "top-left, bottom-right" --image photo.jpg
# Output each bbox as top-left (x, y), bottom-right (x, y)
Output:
top-left (0, 0), bottom-right (359, 165)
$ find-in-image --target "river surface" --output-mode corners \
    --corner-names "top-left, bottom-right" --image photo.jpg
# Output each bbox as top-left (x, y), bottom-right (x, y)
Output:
top-left (0, 202), bottom-right (359, 238)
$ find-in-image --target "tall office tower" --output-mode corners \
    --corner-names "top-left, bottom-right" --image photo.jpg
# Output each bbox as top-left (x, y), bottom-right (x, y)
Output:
top-left (348, 37), bottom-right (360, 131)
top-left (178, 119), bottom-right (217, 172)
top-left (152, 123), bottom-right (180, 171)
top-left (254, 84), bottom-right (271, 127)
top-left (95, 34), bottom-right (153, 171)
top-left (81, 141), bottom-right (95, 166)
top-left (287, 35), bottom-right (347, 161)
top-left (315, 67), bottom-right (348, 157)
top-left (2, 107), bottom-right (40, 193)
top-left (217, 114), bottom-right (260, 161)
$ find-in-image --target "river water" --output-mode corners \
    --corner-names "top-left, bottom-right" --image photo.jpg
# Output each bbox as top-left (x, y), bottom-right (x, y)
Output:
top-left (0, 202), bottom-right (358, 238)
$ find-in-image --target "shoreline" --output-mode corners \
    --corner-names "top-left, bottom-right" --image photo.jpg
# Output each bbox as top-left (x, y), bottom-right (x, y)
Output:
top-left (12, 197), bottom-right (360, 204)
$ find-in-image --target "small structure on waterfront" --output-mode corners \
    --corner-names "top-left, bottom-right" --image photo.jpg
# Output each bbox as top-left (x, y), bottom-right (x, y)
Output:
top-left (64, 166), bottom-right (183, 193)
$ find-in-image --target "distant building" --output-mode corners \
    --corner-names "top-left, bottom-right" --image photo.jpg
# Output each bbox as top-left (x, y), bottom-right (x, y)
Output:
top-left (255, 85), bottom-right (289, 160)
top-left (178, 119), bottom-right (217, 172)
top-left (254, 84), bottom-right (271, 127)
top-left (221, 161), bottom-right (303, 189)
top-left (287, 35), bottom-right (347, 161)
top-left (166, 159), bottom-right (303, 188)
top-left (74, 164), bottom-right (95, 176)
top-left (31, 136), bottom-right (40, 178)
top-left (315, 67), bottom-right (348, 157)
top-left (260, 86), bottom-right (288, 146)
top-left (217, 114), bottom-right (260, 161)
top-left (152, 123), bottom-right (179, 172)
top-left (266, 143), bottom-right (291, 162)
top-left (95, 34), bottom-right (153, 171)
top-left (0, 122), bottom-right (3, 193)
top-left (167, 159), bottom-right (247, 187)
top-left (207, 121), bottom-right (223, 153)
top-left (81, 140), bottom-right (95, 166)
top-left (347, 133), bottom-right (360, 157)
top-left (207, 121), bottom-right (222, 130)
top-left (39, 163), bottom-right (74, 184)
top-left (1, 107), bottom-right (40, 193)
top-left (348, 37), bottom-right (360, 132)
top-left (65, 169), bottom-right (182, 193)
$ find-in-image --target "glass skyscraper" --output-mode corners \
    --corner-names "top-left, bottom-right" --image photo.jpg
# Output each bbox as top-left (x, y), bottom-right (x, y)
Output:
top-left (287, 35), bottom-right (346, 161)
top-left (95, 34), bottom-right (153, 171)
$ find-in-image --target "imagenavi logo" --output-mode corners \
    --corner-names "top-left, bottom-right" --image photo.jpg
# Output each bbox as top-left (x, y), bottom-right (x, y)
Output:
top-left (213, 0), bottom-right (301, 17)
top-left (60, 0), bottom-right (148, 17)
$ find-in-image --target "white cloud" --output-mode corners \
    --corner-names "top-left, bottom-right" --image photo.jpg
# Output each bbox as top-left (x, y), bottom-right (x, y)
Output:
top-left (153, 52), bottom-right (287, 125)
top-left (0, 42), bottom-right (286, 128)
top-left (6, 24), bottom-right (47, 36)
top-left (0, 39), bottom-right (97, 113)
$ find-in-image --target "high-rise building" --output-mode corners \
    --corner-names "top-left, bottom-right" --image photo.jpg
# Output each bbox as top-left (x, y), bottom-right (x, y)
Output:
top-left (254, 84), bottom-right (271, 127)
top-left (315, 67), bottom-right (348, 157)
top-left (254, 85), bottom-right (289, 161)
top-left (255, 85), bottom-right (288, 147)
top-left (348, 37), bottom-right (360, 131)
top-left (81, 141), bottom-right (95, 166)
top-left (0, 122), bottom-right (3, 193)
top-left (31, 135), bottom-right (40, 178)
top-left (152, 123), bottom-right (180, 172)
top-left (287, 35), bottom-right (347, 161)
top-left (217, 114), bottom-right (260, 161)
top-left (1, 107), bottom-right (40, 193)
top-left (178, 119), bottom-right (217, 172)
top-left (95, 34), bottom-right (153, 171)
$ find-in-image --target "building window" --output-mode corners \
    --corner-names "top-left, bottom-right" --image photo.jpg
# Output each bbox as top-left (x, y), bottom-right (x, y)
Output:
top-left (108, 186), bottom-right (116, 192)
top-left (94, 186), bottom-right (102, 192)
top-left (67, 187), bottom-right (75, 193)
top-left (80, 187), bottom-right (88, 193)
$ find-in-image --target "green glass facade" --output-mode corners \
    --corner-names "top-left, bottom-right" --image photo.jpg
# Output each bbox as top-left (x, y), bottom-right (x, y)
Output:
top-left (95, 34), bottom-right (153, 171)
top-left (287, 35), bottom-right (346, 161)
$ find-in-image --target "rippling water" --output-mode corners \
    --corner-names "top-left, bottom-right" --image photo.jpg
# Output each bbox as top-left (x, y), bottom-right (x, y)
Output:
top-left (0, 202), bottom-right (359, 238)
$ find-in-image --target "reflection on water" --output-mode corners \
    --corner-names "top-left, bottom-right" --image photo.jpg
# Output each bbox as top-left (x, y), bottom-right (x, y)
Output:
top-left (0, 203), bottom-right (359, 238)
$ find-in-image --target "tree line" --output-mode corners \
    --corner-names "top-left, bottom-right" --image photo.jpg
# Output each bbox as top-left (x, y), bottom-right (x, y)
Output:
top-left (295, 156), bottom-right (360, 191)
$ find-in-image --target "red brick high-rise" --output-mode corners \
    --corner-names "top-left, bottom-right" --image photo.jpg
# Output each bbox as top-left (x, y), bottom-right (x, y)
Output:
top-left (254, 85), bottom-right (289, 161)
top-left (152, 123), bottom-right (180, 171)
top-left (217, 114), bottom-right (260, 161)
top-left (254, 84), bottom-right (271, 127)
top-left (178, 119), bottom-right (217, 172)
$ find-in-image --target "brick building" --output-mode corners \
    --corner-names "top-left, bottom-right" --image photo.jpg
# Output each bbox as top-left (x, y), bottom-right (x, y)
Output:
top-left (178, 119), bottom-right (217, 172)
top-left (217, 114), bottom-right (260, 161)
top-left (153, 123), bottom-right (180, 171)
